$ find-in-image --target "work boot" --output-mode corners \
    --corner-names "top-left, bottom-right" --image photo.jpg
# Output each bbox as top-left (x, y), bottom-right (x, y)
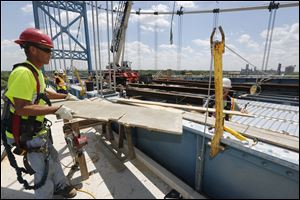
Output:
top-left (54, 185), bottom-right (77, 198)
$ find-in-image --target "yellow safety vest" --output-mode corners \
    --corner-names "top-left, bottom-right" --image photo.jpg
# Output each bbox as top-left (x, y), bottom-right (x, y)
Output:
top-left (56, 75), bottom-right (67, 91)
top-left (5, 61), bottom-right (48, 145)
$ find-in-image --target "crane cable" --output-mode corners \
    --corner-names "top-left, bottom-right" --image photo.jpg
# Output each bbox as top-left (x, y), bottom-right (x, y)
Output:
top-left (154, 7), bottom-right (158, 70)
top-left (137, 8), bottom-right (141, 71)
top-left (224, 45), bottom-right (258, 69)
top-left (177, 6), bottom-right (183, 71)
top-left (264, 2), bottom-right (278, 72)
top-left (196, 8), bottom-right (219, 192)
top-left (170, 1), bottom-right (176, 45)
top-left (257, 1), bottom-right (279, 85)
top-left (91, 1), bottom-right (100, 96)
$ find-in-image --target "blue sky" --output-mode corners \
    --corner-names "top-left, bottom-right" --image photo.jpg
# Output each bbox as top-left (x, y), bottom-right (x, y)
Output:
top-left (1, 1), bottom-right (299, 72)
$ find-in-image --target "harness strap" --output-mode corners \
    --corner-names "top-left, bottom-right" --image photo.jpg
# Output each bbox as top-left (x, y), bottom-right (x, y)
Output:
top-left (23, 153), bottom-right (35, 175)
top-left (13, 63), bottom-right (40, 104)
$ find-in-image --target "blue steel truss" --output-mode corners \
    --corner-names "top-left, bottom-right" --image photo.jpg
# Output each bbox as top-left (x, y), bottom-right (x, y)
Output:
top-left (32, 1), bottom-right (92, 72)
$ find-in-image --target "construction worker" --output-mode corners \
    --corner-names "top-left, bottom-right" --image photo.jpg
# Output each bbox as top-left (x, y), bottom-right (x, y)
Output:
top-left (55, 69), bottom-right (68, 94)
top-left (4, 28), bottom-right (78, 199)
top-left (203, 78), bottom-right (247, 121)
top-left (44, 73), bottom-right (49, 88)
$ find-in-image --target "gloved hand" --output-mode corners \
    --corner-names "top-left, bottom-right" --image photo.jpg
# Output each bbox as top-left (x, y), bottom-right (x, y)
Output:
top-left (55, 105), bottom-right (75, 120)
top-left (65, 93), bottom-right (79, 101)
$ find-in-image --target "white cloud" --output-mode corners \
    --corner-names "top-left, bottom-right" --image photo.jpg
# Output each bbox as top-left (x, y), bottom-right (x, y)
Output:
top-left (192, 39), bottom-right (210, 47)
top-left (176, 1), bottom-right (197, 9)
top-left (21, 4), bottom-right (32, 14)
top-left (1, 48), bottom-right (26, 70)
top-left (131, 4), bottom-right (171, 33)
top-left (259, 23), bottom-right (299, 69)
top-left (1, 39), bottom-right (15, 48)
top-left (182, 46), bottom-right (195, 54)
top-left (237, 34), bottom-right (259, 48)
top-left (159, 44), bottom-right (177, 50)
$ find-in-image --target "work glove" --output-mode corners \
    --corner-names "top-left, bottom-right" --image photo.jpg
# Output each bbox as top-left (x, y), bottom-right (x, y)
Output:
top-left (55, 105), bottom-right (75, 120)
top-left (65, 93), bottom-right (79, 101)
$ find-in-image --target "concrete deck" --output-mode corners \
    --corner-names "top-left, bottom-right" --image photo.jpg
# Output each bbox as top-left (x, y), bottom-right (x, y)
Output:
top-left (1, 114), bottom-right (173, 199)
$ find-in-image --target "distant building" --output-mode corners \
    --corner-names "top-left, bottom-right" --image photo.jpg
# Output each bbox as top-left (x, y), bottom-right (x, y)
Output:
top-left (284, 65), bottom-right (295, 74)
top-left (240, 63), bottom-right (288, 75)
top-left (277, 63), bottom-right (282, 75)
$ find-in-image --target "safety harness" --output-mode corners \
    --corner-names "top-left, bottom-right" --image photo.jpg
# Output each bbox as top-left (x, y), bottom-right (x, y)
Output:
top-left (207, 95), bottom-right (234, 121)
top-left (1, 62), bottom-right (52, 190)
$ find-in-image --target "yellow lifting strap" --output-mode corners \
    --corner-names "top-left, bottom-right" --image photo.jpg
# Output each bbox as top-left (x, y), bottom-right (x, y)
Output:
top-left (209, 26), bottom-right (225, 158)
top-left (224, 125), bottom-right (247, 141)
top-left (74, 67), bottom-right (86, 96)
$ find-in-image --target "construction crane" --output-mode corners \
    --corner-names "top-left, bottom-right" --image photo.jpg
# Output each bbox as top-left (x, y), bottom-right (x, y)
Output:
top-left (104, 1), bottom-right (139, 85)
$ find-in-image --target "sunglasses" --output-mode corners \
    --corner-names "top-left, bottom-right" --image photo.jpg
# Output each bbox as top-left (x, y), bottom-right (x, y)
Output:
top-left (31, 44), bottom-right (52, 54)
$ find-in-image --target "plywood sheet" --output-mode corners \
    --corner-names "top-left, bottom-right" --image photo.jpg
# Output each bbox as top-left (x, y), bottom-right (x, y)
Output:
top-left (118, 106), bottom-right (182, 135)
top-left (51, 99), bottom-right (182, 135)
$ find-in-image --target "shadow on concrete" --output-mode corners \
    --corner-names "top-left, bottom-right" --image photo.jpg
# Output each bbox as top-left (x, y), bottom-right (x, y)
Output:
top-left (69, 128), bottom-right (169, 199)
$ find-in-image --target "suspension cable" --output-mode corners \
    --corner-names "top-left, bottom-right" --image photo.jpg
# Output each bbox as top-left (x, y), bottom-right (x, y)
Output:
top-left (265, 3), bottom-right (278, 71)
top-left (47, 6), bottom-right (57, 71)
top-left (91, 1), bottom-right (100, 96)
top-left (43, 8), bottom-right (52, 73)
top-left (57, 2), bottom-right (67, 73)
top-left (111, 1), bottom-right (116, 92)
top-left (95, 1), bottom-right (103, 96)
top-left (258, 1), bottom-right (279, 84)
top-left (106, 1), bottom-right (112, 90)
top-left (261, 7), bottom-right (273, 72)
top-left (137, 9), bottom-right (141, 71)
top-left (65, 1), bottom-right (74, 82)
top-left (53, 6), bottom-right (62, 70)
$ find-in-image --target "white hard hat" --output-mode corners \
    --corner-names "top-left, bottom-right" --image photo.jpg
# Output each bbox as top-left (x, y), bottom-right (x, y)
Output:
top-left (58, 69), bottom-right (64, 74)
top-left (223, 78), bottom-right (232, 88)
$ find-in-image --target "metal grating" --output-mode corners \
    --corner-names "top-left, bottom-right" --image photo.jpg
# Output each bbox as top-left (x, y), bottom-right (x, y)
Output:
top-left (231, 99), bottom-right (299, 137)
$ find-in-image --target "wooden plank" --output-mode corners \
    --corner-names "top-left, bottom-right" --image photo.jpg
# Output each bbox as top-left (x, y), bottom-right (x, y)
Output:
top-left (183, 112), bottom-right (299, 152)
top-left (117, 98), bottom-right (254, 117)
top-left (71, 121), bottom-right (89, 180)
top-left (76, 152), bottom-right (89, 181)
top-left (52, 99), bottom-right (183, 135)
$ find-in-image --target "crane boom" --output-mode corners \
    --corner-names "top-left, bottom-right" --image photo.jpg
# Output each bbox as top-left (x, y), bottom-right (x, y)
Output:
top-left (110, 1), bottom-right (132, 66)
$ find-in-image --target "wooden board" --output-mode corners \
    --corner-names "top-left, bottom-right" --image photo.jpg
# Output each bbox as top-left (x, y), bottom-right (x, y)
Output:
top-left (117, 98), bottom-right (254, 117)
top-left (51, 99), bottom-right (183, 135)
